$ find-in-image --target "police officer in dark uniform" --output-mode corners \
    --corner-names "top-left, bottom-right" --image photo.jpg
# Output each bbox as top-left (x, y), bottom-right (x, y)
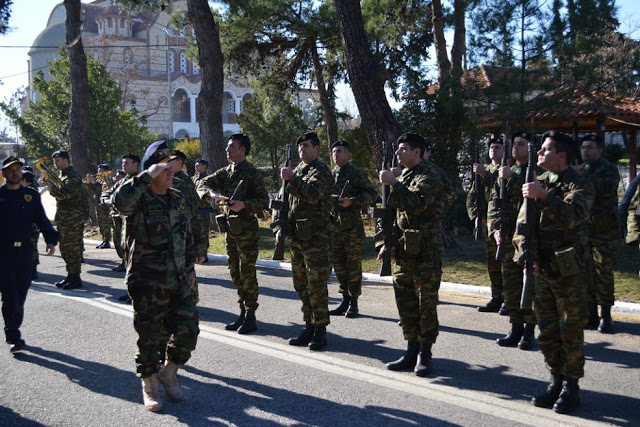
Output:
top-left (0, 156), bottom-right (59, 353)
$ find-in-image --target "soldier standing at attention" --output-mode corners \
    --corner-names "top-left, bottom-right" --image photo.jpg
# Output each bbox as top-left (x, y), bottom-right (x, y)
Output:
top-left (515, 131), bottom-right (594, 414)
top-left (328, 140), bottom-right (377, 318)
top-left (192, 158), bottom-right (211, 260)
top-left (87, 163), bottom-right (113, 249)
top-left (578, 134), bottom-right (620, 333)
top-left (379, 133), bottom-right (445, 377)
top-left (494, 131), bottom-right (539, 350)
top-left (1, 157), bottom-right (58, 353)
top-left (278, 132), bottom-right (333, 351)
top-left (196, 134), bottom-right (269, 334)
top-left (113, 145), bottom-right (203, 412)
top-left (467, 138), bottom-right (506, 313)
top-left (49, 150), bottom-right (88, 290)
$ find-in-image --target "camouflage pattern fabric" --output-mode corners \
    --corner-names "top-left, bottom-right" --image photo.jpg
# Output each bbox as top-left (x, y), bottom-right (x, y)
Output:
top-left (388, 160), bottom-right (444, 344)
top-left (192, 172), bottom-right (211, 252)
top-left (49, 166), bottom-right (87, 274)
top-left (102, 177), bottom-right (133, 262)
top-left (286, 157), bottom-right (334, 327)
top-left (579, 158), bottom-right (620, 307)
top-left (626, 179), bottom-right (640, 246)
top-left (513, 167), bottom-right (594, 379)
top-left (112, 172), bottom-right (198, 377)
top-left (88, 181), bottom-right (112, 242)
top-left (196, 160), bottom-right (269, 311)
top-left (175, 170), bottom-right (208, 259)
top-left (331, 162), bottom-right (377, 298)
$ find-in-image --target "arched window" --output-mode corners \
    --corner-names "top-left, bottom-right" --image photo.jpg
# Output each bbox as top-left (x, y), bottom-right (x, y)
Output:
top-left (180, 52), bottom-right (187, 74)
top-left (108, 17), bottom-right (113, 28)
top-left (168, 51), bottom-right (175, 73)
top-left (120, 18), bottom-right (125, 28)
top-left (123, 48), bottom-right (133, 67)
top-left (179, 27), bottom-right (186, 37)
top-left (172, 89), bottom-right (191, 122)
top-left (192, 62), bottom-right (199, 75)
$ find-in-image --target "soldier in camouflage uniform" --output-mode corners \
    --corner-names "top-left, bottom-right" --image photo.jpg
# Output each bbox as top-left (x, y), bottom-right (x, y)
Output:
top-left (101, 154), bottom-right (140, 276)
top-left (49, 150), bottom-right (89, 290)
top-left (623, 175), bottom-right (640, 273)
top-left (578, 134), bottom-right (620, 333)
top-left (192, 158), bottom-right (211, 259)
top-left (87, 164), bottom-right (113, 249)
top-left (379, 133), bottom-right (445, 377)
top-left (113, 145), bottom-right (203, 412)
top-left (514, 131), bottom-right (594, 414)
top-left (467, 138), bottom-right (506, 313)
top-left (196, 134), bottom-right (269, 335)
top-left (493, 131), bottom-right (539, 350)
top-left (328, 140), bottom-right (377, 318)
top-left (278, 132), bottom-right (333, 351)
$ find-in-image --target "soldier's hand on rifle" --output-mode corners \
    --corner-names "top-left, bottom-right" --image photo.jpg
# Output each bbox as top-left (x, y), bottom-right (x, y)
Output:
top-left (379, 169), bottom-right (397, 185)
top-left (391, 166), bottom-right (402, 177)
top-left (338, 197), bottom-right (352, 208)
top-left (522, 173), bottom-right (547, 201)
top-left (524, 262), bottom-right (540, 276)
top-left (275, 230), bottom-right (282, 245)
top-left (498, 166), bottom-right (512, 180)
top-left (376, 245), bottom-right (386, 261)
top-left (281, 166), bottom-right (293, 181)
top-left (228, 200), bottom-right (245, 212)
top-left (208, 191), bottom-right (228, 203)
top-left (494, 232), bottom-right (502, 246)
top-left (473, 163), bottom-right (486, 176)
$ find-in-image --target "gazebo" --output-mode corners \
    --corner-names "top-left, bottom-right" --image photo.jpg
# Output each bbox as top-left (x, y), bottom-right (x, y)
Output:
top-left (477, 86), bottom-right (640, 178)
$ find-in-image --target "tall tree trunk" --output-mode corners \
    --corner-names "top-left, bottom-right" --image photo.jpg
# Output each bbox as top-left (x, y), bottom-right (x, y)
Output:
top-left (64, 0), bottom-right (90, 175)
top-left (187, 0), bottom-right (225, 171)
top-left (310, 41), bottom-right (339, 145)
top-left (432, 0), bottom-right (451, 87)
top-left (333, 0), bottom-right (401, 164)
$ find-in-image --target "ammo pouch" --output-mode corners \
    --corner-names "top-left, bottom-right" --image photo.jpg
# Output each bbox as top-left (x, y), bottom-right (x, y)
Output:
top-left (215, 214), bottom-right (229, 233)
top-left (227, 214), bottom-right (244, 235)
top-left (403, 229), bottom-right (423, 255)
top-left (554, 246), bottom-right (579, 277)
top-left (295, 218), bottom-right (315, 241)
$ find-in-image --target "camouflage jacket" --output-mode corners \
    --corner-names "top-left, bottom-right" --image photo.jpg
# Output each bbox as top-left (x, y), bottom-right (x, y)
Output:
top-left (432, 162), bottom-right (455, 210)
top-left (513, 166), bottom-right (594, 273)
top-left (331, 162), bottom-right (377, 230)
top-left (388, 160), bottom-right (444, 248)
top-left (192, 172), bottom-right (211, 209)
top-left (174, 170), bottom-right (207, 258)
top-left (626, 178), bottom-right (640, 245)
top-left (287, 157), bottom-right (333, 228)
top-left (101, 175), bottom-right (133, 218)
top-left (466, 163), bottom-right (500, 229)
top-left (579, 158), bottom-right (620, 242)
top-left (49, 166), bottom-right (89, 219)
top-left (196, 160), bottom-right (269, 222)
top-left (112, 171), bottom-right (195, 280)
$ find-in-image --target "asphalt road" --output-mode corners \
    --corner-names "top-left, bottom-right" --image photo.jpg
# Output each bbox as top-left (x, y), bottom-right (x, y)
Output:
top-left (1, 243), bottom-right (639, 426)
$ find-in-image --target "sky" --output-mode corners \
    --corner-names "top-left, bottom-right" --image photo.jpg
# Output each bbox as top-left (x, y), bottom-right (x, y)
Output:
top-left (1, 0), bottom-right (639, 136)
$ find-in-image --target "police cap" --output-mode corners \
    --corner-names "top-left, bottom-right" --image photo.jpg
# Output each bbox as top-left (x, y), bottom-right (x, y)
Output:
top-left (2, 156), bottom-right (23, 170)
top-left (52, 150), bottom-right (70, 159)
top-left (195, 158), bottom-right (209, 167)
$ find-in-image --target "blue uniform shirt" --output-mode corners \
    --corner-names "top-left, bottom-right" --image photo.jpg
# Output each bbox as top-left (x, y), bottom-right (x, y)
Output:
top-left (0, 185), bottom-right (59, 248)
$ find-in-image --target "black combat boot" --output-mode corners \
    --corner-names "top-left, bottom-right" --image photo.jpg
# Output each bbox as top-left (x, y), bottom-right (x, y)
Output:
top-left (414, 342), bottom-right (433, 377)
top-left (308, 326), bottom-right (327, 351)
top-left (289, 322), bottom-right (315, 346)
top-left (498, 302), bottom-right (509, 316)
top-left (62, 274), bottom-right (82, 290)
top-left (329, 295), bottom-right (350, 315)
top-left (598, 305), bottom-right (612, 334)
top-left (586, 302), bottom-right (599, 330)
top-left (225, 309), bottom-right (246, 331)
top-left (497, 323), bottom-right (524, 347)
top-left (518, 323), bottom-right (536, 350)
top-left (532, 374), bottom-right (564, 408)
top-left (54, 275), bottom-right (71, 288)
top-left (552, 378), bottom-right (581, 414)
top-left (237, 311), bottom-right (257, 335)
top-left (386, 341), bottom-right (420, 371)
top-left (478, 297), bottom-right (502, 313)
top-left (345, 298), bottom-right (359, 318)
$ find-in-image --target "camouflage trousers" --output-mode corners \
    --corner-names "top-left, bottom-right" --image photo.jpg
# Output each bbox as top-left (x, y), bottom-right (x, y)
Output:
top-left (393, 246), bottom-right (442, 344)
top-left (332, 224), bottom-right (365, 298)
top-left (128, 268), bottom-right (199, 378)
top-left (290, 231), bottom-right (331, 327)
top-left (588, 241), bottom-right (618, 307)
top-left (501, 247), bottom-right (536, 325)
top-left (56, 217), bottom-right (84, 275)
top-left (226, 227), bottom-right (260, 312)
top-left (111, 216), bottom-right (123, 261)
top-left (96, 204), bottom-right (111, 242)
top-left (486, 236), bottom-right (503, 299)
top-left (534, 270), bottom-right (587, 379)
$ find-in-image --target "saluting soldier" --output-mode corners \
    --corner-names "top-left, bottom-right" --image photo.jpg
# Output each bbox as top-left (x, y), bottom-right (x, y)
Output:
top-left (578, 134), bottom-right (620, 333)
top-left (278, 132), bottom-right (334, 351)
top-left (378, 133), bottom-right (445, 377)
top-left (514, 131), bottom-right (594, 414)
top-left (467, 138), bottom-right (506, 313)
top-left (1, 156), bottom-right (59, 353)
top-left (49, 150), bottom-right (89, 290)
top-left (197, 134), bottom-right (269, 334)
top-left (113, 145), bottom-right (203, 412)
top-left (328, 140), bottom-right (377, 318)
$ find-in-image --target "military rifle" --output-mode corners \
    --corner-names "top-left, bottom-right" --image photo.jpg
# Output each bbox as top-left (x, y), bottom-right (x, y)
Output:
top-left (473, 146), bottom-right (486, 241)
top-left (519, 137), bottom-right (537, 309)
top-left (495, 126), bottom-right (511, 261)
top-left (269, 140), bottom-right (292, 261)
top-left (373, 141), bottom-right (396, 277)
